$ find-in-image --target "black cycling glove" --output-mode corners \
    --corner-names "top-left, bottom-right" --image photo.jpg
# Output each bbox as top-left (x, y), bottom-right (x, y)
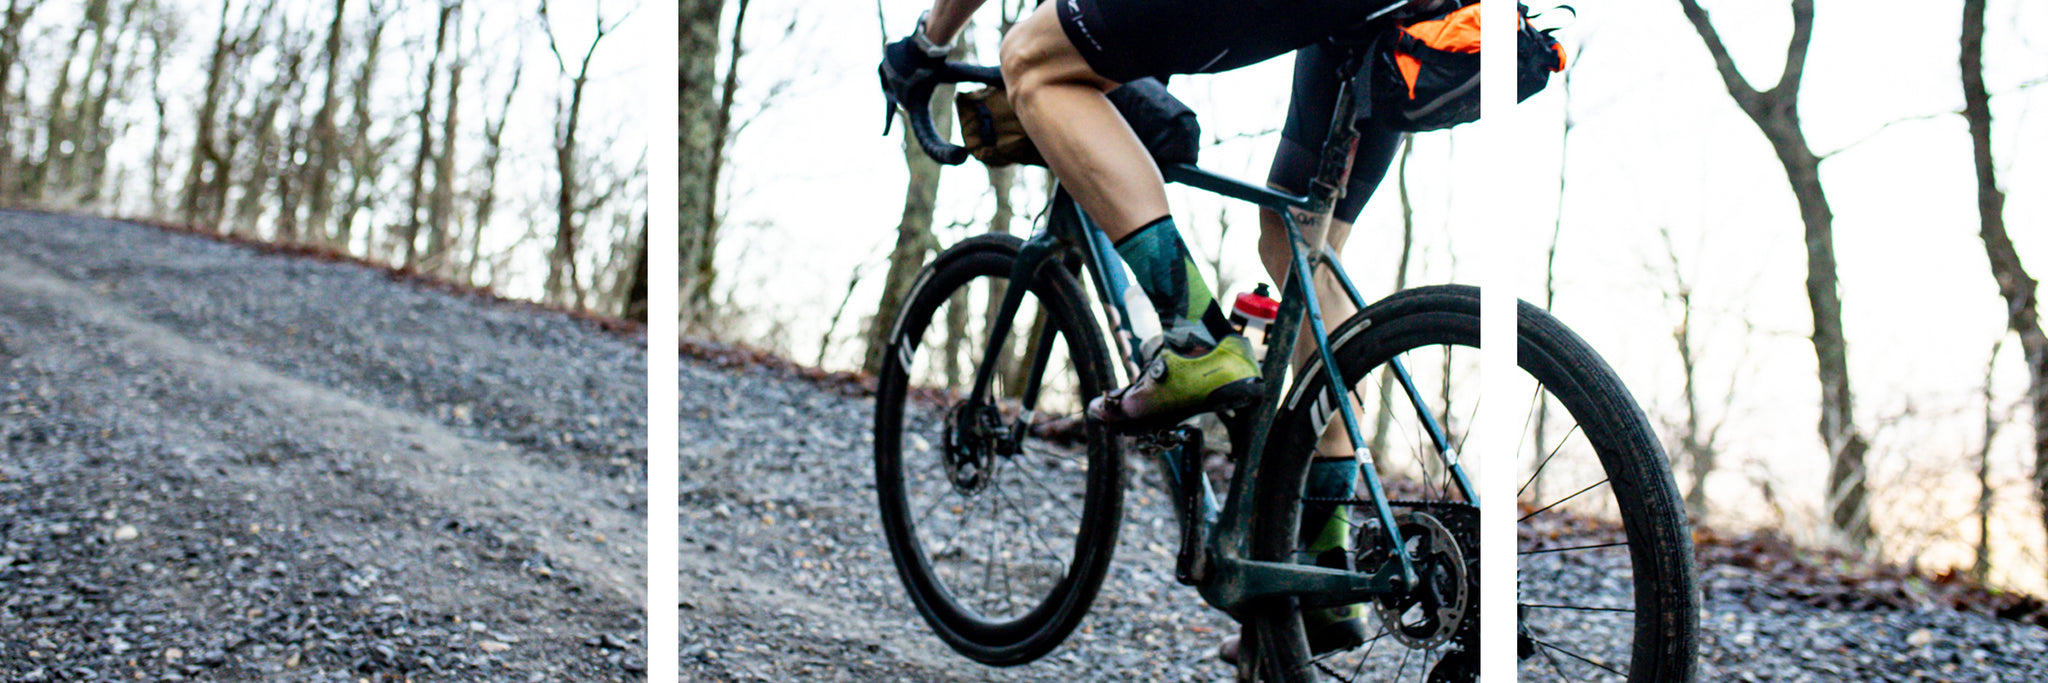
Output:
top-left (878, 14), bottom-right (953, 134)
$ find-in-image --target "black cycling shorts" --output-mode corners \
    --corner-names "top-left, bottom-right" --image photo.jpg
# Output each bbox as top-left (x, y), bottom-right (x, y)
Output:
top-left (1057, 0), bottom-right (1402, 222)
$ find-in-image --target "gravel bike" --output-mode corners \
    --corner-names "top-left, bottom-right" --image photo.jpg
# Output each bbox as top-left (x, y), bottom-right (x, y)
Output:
top-left (870, 27), bottom-right (1700, 683)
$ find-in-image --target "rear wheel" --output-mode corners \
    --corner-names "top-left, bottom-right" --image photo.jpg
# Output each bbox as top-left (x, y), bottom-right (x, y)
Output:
top-left (1248, 285), bottom-right (1698, 682)
top-left (873, 234), bottom-right (1124, 665)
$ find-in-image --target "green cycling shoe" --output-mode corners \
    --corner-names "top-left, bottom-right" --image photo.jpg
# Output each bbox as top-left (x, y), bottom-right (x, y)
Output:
top-left (1087, 334), bottom-right (1262, 433)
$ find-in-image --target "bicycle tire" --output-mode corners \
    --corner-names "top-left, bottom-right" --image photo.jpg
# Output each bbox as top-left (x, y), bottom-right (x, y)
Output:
top-left (873, 233), bottom-right (1124, 665)
top-left (1247, 284), bottom-right (1699, 682)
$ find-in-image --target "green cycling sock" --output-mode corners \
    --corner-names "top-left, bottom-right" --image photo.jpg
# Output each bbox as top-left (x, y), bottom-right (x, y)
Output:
top-left (1114, 217), bottom-right (1236, 353)
top-left (1302, 458), bottom-right (1359, 552)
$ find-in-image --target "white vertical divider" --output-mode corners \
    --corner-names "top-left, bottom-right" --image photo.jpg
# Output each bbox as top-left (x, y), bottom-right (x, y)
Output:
top-left (647, 3), bottom-right (683, 680)
top-left (1477, 0), bottom-right (1520, 681)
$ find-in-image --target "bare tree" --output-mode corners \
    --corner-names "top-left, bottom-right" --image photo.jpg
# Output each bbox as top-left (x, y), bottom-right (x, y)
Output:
top-left (1675, 0), bottom-right (1874, 548)
top-left (230, 14), bottom-right (308, 237)
top-left (0, 0), bottom-right (41, 197)
top-left (424, 2), bottom-right (467, 272)
top-left (466, 45), bottom-right (523, 283)
top-left (299, 0), bottom-right (349, 243)
top-left (1976, 338), bottom-right (2007, 582)
top-left (679, 0), bottom-right (724, 330)
top-left (679, 0), bottom-right (754, 333)
top-left (182, 0), bottom-right (273, 228)
top-left (335, 0), bottom-right (393, 249)
top-left (863, 92), bottom-right (955, 375)
top-left (145, 8), bottom-right (180, 215)
top-left (862, 4), bottom-right (960, 375)
top-left (1653, 224), bottom-right (1732, 519)
top-left (1370, 135), bottom-right (1417, 464)
top-left (1961, 0), bottom-right (2048, 567)
top-left (401, 0), bottom-right (458, 268)
top-left (539, 0), bottom-right (629, 308)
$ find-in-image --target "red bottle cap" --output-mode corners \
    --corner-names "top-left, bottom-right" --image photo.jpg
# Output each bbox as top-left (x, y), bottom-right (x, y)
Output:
top-left (1233, 290), bottom-right (1278, 322)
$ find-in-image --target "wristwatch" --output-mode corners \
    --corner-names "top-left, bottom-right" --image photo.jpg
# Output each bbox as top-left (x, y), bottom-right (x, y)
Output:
top-left (912, 11), bottom-right (955, 58)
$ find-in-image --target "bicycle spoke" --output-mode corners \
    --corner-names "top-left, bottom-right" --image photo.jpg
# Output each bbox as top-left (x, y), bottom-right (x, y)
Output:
top-left (992, 473), bottom-right (1071, 577)
top-left (1530, 635), bottom-right (1627, 677)
top-left (1010, 451), bottom-right (1087, 523)
top-left (1519, 423), bottom-right (1583, 498)
top-left (933, 483), bottom-right (984, 561)
top-left (1521, 602), bottom-right (1632, 614)
top-left (1519, 541), bottom-right (1627, 556)
top-left (1536, 636), bottom-right (1575, 682)
top-left (912, 475), bottom-right (954, 530)
top-left (1000, 480), bottom-right (1017, 614)
top-left (1519, 478), bottom-right (1610, 523)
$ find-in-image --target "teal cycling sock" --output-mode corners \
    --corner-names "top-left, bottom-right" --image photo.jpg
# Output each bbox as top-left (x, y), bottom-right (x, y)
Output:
top-left (1114, 217), bottom-right (1236, 352)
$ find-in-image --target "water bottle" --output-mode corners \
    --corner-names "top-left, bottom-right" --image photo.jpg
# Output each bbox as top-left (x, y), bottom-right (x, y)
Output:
top-left (1230, 283), bottom-right (1278, 346)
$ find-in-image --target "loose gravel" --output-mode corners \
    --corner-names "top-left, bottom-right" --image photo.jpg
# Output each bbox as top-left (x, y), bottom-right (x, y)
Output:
top-left (0, 211), bottom-right (646, 681)
top-left (679, 348), bottom-right (2048, 682)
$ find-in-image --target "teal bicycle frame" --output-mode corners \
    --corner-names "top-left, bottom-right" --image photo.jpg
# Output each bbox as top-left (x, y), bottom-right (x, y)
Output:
top-left (960, 158), bottom-right (1478, 617)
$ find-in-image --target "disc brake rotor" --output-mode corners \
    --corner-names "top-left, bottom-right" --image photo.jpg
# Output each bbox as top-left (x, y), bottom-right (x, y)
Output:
top-left (1355, 506), bottom-right (1473, 651)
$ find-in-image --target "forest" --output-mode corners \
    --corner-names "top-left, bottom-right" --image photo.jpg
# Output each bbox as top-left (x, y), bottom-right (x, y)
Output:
top-left (681, 0), bottom-right (2048, 599)
top-left (0, 0), bottom-right (650, 319)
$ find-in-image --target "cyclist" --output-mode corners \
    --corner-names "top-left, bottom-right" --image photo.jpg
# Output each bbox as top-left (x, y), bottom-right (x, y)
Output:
top-left (882, 0), bottom-right (1430, 660)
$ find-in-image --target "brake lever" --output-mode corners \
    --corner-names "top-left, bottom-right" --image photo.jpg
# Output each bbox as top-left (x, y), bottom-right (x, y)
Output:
top-left (879, 67), bottom-right (897, 136)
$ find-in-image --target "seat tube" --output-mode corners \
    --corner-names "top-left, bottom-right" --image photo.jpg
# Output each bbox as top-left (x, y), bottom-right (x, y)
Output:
top-left (1287, 212), bottom-right (1418, 588)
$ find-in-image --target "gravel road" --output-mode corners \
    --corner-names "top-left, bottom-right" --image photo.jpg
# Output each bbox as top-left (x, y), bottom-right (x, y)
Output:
top-left (0, 211), bottom-right (647, 681)
top-left (679, 348), bottom-right (2048, 682)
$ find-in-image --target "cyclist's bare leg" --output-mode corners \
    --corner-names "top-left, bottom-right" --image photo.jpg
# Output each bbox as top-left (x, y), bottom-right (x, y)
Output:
top-left (998, 5), bottom-right (1170, 240)
top-left (1261, 206), bottom-right (1363, 459)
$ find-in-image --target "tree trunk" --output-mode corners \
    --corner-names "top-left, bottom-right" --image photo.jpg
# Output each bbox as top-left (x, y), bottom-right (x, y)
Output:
top-left (303, 0), bottom-right (349, 242)
top-left (1676, 0), bottom-right (1872, 548)
top-left (1657, 226), bottom-right (1719, 519)
top-left (403, 2), bottom-right (454, 268)
top-left (863, 98), bottom-right (955, 376)
top-left (336, 2), bottom-right (390, 250)
top-left (181, 0), bottom-right (238, 227)
top-left (425, 1), bottom-right (464, 273)
top-left (680, 0), bottom-right (744, 333)
top-left (36, 21), bottom-right (91, 200)
top-left (233, 42), bottom-right (301, 238)
top-left (147, 22), bottom-right (170, 215)
top-left (1976, 339), bottom-right (2004, 582)
top-left (468, 56), bottom-right (520, 284)
top-left (619, 214), bottom-right (650, 322)
top-left (1961, 0), bottom-right (2048, 570)
top-left (541, 1), bottom-right (620, 310)
top-left (0, 0), bottom-right (38, 197)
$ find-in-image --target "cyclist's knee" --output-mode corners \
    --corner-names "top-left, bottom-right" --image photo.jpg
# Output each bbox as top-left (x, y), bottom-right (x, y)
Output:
top-left (1000, 7), bottom-right (1111, 105)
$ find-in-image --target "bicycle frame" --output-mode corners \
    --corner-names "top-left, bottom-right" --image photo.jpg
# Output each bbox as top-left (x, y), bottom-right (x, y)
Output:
top-left (958, 158), bottom-right (1478, 617)
top-left (947, 32), bottom-right (1482, 618)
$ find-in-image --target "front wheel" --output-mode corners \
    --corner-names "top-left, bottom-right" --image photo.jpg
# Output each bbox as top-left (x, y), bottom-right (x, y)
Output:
top-left (873, 234), bottom-right (1124, 665)
top-left (1248, 285), bottom-right (1699, 682)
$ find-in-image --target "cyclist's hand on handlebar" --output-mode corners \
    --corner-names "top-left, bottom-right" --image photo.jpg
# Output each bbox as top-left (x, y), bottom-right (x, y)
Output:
top-left (879, 36), bottom-right (948, 136)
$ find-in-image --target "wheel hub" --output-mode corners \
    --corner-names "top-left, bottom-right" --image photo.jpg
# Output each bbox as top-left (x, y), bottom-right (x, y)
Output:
top-left (942, 402), bottom-right (1006, 494)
